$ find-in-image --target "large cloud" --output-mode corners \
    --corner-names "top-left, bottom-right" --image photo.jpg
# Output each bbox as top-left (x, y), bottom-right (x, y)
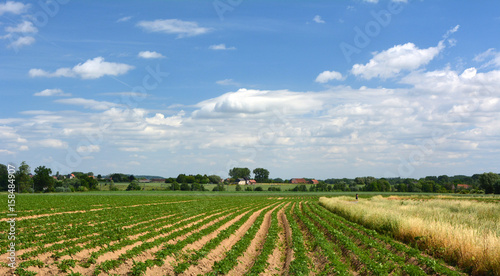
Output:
top-left (193, 89), bottom-right (324, 118)
top-left (29, 57), bottom-right (134, 79)
top-left (351, 42), bottom-right (444, 80)
top-left (0, 1), bottom-right (28, 15)
top-left (5, 21), bottom-right (37, 33)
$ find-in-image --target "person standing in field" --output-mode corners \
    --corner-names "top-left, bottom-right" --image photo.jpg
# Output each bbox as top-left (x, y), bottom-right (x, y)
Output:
top-left (355, 194), bottom-right (358, 201)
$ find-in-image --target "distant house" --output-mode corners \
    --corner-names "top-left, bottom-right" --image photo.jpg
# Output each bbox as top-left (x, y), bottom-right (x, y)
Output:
top-left (150, 178), bottom-right (166, 183)
top-left (454, 184), bottom-right (471, 190)
top-left (138, 179), bottom-right (151, 183)
top-left (291, 178), bottom-right (319, 184)
top-left (248, 179), bottom-right (257, 184)
top-left (291, 178), bottom-right (308, 184)
top-left (237, 178), bottom-right (247, 185)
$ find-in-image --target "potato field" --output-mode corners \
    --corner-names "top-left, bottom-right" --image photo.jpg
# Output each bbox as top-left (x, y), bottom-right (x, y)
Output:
top-left (0, 194), bottom-right (481, 275)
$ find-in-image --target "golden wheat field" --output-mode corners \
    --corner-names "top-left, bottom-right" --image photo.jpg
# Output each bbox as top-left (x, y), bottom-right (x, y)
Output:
top-left (320, 195), bottom-right (500, 275)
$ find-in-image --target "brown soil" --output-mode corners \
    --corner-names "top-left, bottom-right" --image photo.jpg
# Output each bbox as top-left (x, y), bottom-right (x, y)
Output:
top-left (0, 232), bottom-right (99, 262)
top-left (109, 209), bottom-right (243, 275)
top-left (65, 212), bottom-right (210, 276)
top-left (296, 202), bottom-right (325, 275)
top-left (96, 212), bottom-right (209, 264)
top-left (282, 203), bottom-right (294, 275)
top-left (262, 202), bottom-right (290, 276)
top-left (227, 204), bottom-right (282, 276)
top-left (182, 204), bottom-right (273, 276)
top-left (146, 209), bottom-right (248, 276)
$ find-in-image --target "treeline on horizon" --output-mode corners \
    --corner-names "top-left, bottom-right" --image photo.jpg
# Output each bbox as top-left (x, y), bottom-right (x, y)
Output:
top-left (1, 162), bottom-right (499, 194)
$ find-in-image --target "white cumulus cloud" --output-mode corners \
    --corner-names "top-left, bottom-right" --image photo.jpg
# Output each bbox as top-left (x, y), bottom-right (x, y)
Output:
top-left (5, 21), bottom-right (37, 33)
top-left (209, 44), bottom-right (236, 50)
top-left (34, 88), bottom-right (71, 97)
top-left (29, 57), bottom-right (134, 79)
top-left (193, 88), bottom-right (324, 118)
top-left (0, 1), bottom-right (29, 15)
top-left (38, 139), bottom-right (67, 149)
top-left (138, 51), bottom-right (165, 59)
top-left (116, 16), bottom-right (132, 23)
top-left (76, 145), bottom-right (100, 153)
top-left (8, 36), bottom-right (35, 48)
top-left (146, 111), bottom-right (184, 127)
top-left (313, 15), bottom-right (325, 24)
top-left (216, 79), bottom-right (240, 86)
top-left (315, 70), bottom-right (343, 83)
top-left (351, 42), bottom-right (444, 80)
top-left (474, 48), bottom-right (500, 68)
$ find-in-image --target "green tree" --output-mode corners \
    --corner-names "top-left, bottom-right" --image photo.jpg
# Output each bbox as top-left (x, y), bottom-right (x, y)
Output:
top-left (421, 180), bottom-right (435, 193)
top-left (170, 182), bottom-right (180, 191)
top-left (212, 184), bottom-right (225, 191)
top-left (229, 167), bottom-right (250, 179)
top-left (0, 164), bottom-right (8, 191)
top-left (126, 180), bottom-right (141, 191)
top-left (208, 175), bottom-right (222, 184)
top-left (479, 172), bottom-right (500, 194)
top-left (180, 182), bottom-right (190, 191)
top-left (185, 175), bottom-right (196, 184)
top-left (108, 180), bottom-right (119, 191)
top-left (378, 179), bottom-right (391, 192)
top-left (33, 166), bottom-right (54, 192)
top-left (253, 168), bottom-right (269, 183)
top-left (396, 183), bottom-right (407, 192)
top-left (176, 174), bottom-right (187, 183)
top-left (437, 175), bottom-right (450, 185)
top-left (190, 182), bottom-right (202, 191)
top-left (15, 161), bottom-right (33, 193)
top-left (354, 177), bottom-right (365, 186)
top-left (110, 173), bottom-right (126, 182)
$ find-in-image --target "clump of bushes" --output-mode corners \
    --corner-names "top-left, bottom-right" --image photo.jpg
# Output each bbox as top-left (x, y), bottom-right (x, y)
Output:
top-left (126, 181), bottom-right (141, 191)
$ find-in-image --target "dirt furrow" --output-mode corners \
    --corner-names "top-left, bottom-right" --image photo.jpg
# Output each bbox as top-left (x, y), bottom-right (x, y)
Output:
top-left (182, 204), bottom-right (272, 276)
top-left (282, 203), bottom-right (294, 275)
top-left (95, 212), bottom-right (210, 264)
top-left (106, 208), bottom-right (243, 275)
top-left (263, 202), bottom-right (291, 276)
top-left (227, 204), bottom-right (282, 276)
top-left (144, 209), bottom-right (249, 276)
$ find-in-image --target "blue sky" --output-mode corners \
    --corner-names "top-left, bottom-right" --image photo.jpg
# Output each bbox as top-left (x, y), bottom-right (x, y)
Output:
top-left (1, 0), bottom-right (499, 179)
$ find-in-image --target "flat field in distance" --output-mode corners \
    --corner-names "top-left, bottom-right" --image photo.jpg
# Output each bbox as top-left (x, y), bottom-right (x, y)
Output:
top-left (1, 193), bottom-right (495, 275)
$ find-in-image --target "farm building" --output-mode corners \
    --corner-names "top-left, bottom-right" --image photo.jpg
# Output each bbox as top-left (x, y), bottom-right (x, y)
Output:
top-left (291, 178), bottom-right (319, 184)
top-left (291, 178), bottom-right (308, 184)
top-left (236, 178), bottom-right (257, 185)
top-left (453, 184), bottom-right (472, 190)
